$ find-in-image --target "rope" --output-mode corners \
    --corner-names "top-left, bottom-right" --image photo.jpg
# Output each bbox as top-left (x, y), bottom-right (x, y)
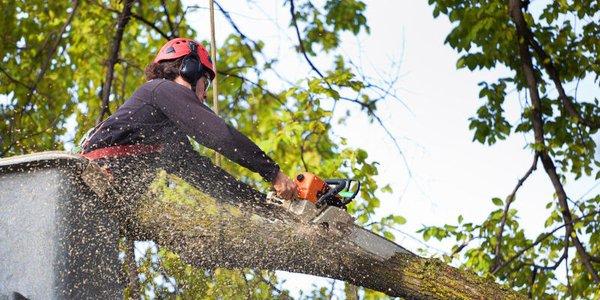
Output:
top-left (209, 0), bottom-right (221, 166)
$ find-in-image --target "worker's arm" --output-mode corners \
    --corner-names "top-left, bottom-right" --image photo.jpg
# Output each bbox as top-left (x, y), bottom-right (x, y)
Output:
top-left (150, 80), bottom-right (281, 183)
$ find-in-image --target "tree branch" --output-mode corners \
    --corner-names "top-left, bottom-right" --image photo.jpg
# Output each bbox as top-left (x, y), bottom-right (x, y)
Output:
top-left (219, 70), bottom-right (287, 108)
top-left (491, 153), bottom-right (539, 271)
top-left (135, 172), bottom-right (525, 299)
top-left (508, 0), bottom-right (599, 283)
top-left (327, 279), bottom-right (337, 300)
top-left (287, 0), bottom-right (412, 178)
top-left (449, 236), bottom-right (483, 258)
top-left (372, 112), bottom-right (413, 177)
top-left (528, 266), bottom-right (537, 299)
top-left (0, 115), bottom-right (62, 156)
top-left (213, 1), bottom-right (298, 90)
top-left (288, 0), bottom-right (326, 79)
top-left (130, 13), bottom-right (170, 40)
top-left (0, 65), bottom-right (35, 91)
top-left (348, 59), bottom-right (412, 113)
top-left (5, 0), bottom-right (79, 135)
top-left (28, 0), bottom-right (79, 98)
top-left (257, 271), bottom-right (289, 298)
top-left (516, 5), bottom-right (598, 129)
top-left (288, 0), bottom-right (386, 111)
top-left (96, 0), bottom-right (136, 124)
top-left (160, 0), bottom-right (177, 38)
top-left (174, 4), bottom-right (203, 32)
top-left (90, 0), bottom-right (170, 40)
top-left (491, 208), bottom-right (599, 275)
top-left (565, 249), bottom-right (574, 300)
top-left (524, 248), bottom-right (567, 271)
top-left (300, 133), bottom-right (312, 172)
top-left (214, 1), bottom-right (258, 49)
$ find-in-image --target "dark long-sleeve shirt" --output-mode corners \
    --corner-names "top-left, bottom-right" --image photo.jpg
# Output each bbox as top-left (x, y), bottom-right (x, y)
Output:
top-left (82, 79), bottom-right (279, 182)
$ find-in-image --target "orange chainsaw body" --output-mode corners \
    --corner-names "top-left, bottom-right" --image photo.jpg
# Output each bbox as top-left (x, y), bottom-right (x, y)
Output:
top-left (294, 172), bottom-right (328, 204)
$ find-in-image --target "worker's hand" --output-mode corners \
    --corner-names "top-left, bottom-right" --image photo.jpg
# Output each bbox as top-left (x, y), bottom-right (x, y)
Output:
top-left (272, 170), bottom-right (297, 200)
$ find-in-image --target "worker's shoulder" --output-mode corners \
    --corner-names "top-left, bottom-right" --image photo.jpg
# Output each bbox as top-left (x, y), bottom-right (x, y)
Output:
top-left (140, 78), bottom-right (176, 92)
top-left (144, 79), bottom-right (195, 97)
top-left (134, 79), bottom-right (180, 104)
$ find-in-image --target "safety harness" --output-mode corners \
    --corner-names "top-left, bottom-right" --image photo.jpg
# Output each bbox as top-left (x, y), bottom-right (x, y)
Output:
top-left (81, 144), bottom-right (163, 161)
top-left (78, 120), bottom-right (163, 161)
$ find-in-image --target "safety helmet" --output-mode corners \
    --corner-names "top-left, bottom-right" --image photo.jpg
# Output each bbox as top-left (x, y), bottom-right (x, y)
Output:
top-left (153, 38), bottom-right (215, 81)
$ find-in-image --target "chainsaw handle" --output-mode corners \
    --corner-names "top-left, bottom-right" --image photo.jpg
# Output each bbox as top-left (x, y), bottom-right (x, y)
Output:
top-left (316, 179), bottom-right (347, 208)
top-left (339, 179), bottom-right (360, 205)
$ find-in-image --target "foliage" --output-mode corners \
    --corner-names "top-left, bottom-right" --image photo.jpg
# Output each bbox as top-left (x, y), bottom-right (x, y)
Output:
top-left (423, 0), bottom-right (599, 298)
top-left (135, 243), bottom-right (289, 299)
top-left (0, 0), bottom-right (403, 298)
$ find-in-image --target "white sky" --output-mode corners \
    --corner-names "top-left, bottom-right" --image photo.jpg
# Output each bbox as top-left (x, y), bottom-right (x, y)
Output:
top-left (184, 0), bottom-right (599, 297)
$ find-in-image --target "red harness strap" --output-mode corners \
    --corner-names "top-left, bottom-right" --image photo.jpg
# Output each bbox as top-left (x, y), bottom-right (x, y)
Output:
top-left (82, 144), bottom-right (164, 160)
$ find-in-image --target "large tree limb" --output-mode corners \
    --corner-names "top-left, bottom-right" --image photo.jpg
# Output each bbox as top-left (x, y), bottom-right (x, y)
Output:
top-left (507, 0), bottom-right (599, 283)
top-left (96, 0), bottom-right (136, 124)
top-left (127, 170), bottom-right (524, 299)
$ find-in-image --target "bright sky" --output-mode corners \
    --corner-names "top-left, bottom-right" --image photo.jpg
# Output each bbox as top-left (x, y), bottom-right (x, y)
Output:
top-left (184, 0), bottom-right (599, 297)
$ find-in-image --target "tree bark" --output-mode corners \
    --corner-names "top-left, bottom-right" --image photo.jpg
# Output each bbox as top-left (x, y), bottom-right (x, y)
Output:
top-left (127, 171), bottom-right (524, 299)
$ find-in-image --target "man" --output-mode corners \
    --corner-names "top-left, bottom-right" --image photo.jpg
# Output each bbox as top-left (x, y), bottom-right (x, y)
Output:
top-left (81, 37), bottom-right (297, 204)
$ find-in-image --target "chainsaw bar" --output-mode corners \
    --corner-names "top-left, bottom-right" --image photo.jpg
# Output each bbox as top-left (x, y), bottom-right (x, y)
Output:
top-left (266, 192), bottom-right (411, 259)
top-left (266, 192), bottom-right (355, 229)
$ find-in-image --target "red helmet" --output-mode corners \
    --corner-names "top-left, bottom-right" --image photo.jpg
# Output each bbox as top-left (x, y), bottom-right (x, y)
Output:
top-left (153, 38), bottom-right (215, 80)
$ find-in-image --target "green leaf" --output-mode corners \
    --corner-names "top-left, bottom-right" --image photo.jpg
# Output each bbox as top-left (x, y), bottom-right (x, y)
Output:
top-left (492, 197), bottom-right (503, 206)
top-left (381, 184), bottom-right (393, 193)
top-left (393, 215), bottom-right (407, 225)
top-left (383, 231), bottom-right (395, 240)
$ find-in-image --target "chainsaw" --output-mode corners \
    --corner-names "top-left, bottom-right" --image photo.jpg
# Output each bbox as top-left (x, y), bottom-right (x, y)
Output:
top-left (266, 172), bottom-right (361, 228)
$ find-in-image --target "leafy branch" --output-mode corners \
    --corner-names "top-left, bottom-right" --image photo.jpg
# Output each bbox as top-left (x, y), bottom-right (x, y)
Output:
top-left (90, 0), bottom-right (171, 40)
top-left (515, 9), bottom-right (599, 130)
top-left (491, 153), bottom-right (539, 271)
top-left (0, 2), bottom-right (78, 156)
top-left (26, 0), bottom-right (79, 100)
top-left (287, 0), bottom-right (411, 176)
top-left (492, 209), bottom-right (600, 274)
top-left (160, 0), bottom-right (178, 38)
top-left (508, 0), bottom-right (598, 283)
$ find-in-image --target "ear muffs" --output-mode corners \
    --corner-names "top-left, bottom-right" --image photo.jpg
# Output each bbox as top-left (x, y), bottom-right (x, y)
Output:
top-left (179, 42), bottom-right (205, 88)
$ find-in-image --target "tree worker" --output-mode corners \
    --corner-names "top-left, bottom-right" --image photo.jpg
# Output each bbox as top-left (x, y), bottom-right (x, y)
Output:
top-left (80, 37), bottom-right (297, 209)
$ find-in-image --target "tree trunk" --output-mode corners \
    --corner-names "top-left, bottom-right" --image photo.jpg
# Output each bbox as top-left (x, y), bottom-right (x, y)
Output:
top-left (129, 171), bottom-right (524, 299)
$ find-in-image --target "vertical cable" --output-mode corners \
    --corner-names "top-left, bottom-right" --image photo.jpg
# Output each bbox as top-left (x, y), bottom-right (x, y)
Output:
top-left (209, 0), bottom-right (221, 166)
